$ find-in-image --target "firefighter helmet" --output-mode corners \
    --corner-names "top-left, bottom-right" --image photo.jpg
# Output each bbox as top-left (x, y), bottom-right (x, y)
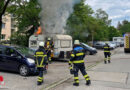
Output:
top-left (74, 40), bottom-right (80, 45)
top-left (48, 38), bottom-right (51, 41)
top-left (105, 42), bottom-right (109, 44)
top-left (39, 42), bottom-right (45, 46)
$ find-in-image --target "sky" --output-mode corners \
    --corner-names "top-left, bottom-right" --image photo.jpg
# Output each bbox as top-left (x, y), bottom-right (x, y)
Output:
top-left (85, 0), bottom-right (130, 27)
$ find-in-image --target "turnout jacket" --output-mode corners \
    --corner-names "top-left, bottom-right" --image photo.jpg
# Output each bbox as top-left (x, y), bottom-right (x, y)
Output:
top-left (104, 44), bottom-right (110, 53)
top-left (34, 47), bottom-right (48, 67)
top-left (69, 45), bottom-right (85, 65)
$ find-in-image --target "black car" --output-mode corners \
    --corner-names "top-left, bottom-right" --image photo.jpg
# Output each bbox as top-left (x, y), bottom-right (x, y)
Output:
top-left (80, 43), bottom-right (97, 55)
top-left (0, 45), bottom-right (37, 76)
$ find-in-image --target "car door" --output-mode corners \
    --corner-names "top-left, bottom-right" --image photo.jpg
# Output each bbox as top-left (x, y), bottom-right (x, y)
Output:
top-left (3, 47), bottom-right (22, 71)
top-left (0, 46), bottom-right (6, 70)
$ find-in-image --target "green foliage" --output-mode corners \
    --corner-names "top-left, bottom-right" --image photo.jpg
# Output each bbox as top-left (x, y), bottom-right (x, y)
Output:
top-left (10, 32), bottom-right (29, 46)
top-left (66, 1), bottom-right (94, 42)
top-left (66, 1), bottom-right (121, 42)
top-left (108, 26), bottom-right (121, 41)
top-left (7, 0), bottom-right (41, 46)
top-left (119, 21), bottom-right (130, 35)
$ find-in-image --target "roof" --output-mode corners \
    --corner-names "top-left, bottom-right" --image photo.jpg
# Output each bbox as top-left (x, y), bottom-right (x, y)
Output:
top-left (55, 35), bottom-right (72, 40)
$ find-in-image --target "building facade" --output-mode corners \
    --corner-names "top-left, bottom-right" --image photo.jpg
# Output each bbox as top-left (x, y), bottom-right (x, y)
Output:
top-left (1, 14), bottom-right (17, 41)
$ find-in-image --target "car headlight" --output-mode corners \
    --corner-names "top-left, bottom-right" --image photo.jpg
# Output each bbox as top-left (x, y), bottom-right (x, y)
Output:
top-left (27, 58), bottom-right (35, 64)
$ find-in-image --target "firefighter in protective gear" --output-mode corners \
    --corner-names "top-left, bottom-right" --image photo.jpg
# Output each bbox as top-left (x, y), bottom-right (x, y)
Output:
top-left (45, 37), bottom-right (53, 64)
top-left (34, 42), bottom-right (48, 85)
top-left (68, 40), bottom-right (91, 86)
top-left (104, 42), bottom-right (111, 64)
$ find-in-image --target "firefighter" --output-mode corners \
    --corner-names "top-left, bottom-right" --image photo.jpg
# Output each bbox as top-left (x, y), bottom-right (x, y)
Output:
top-left (68, 40), bottom-right (91, 86)
top-left (104, 42), bottom-right (111, 64)
top-left (34, 42), bottom-right (48, 85)
top-left (45, 37), bottom-right (53, 64)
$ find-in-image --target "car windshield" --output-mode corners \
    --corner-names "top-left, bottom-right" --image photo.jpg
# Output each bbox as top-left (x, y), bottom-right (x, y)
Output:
top-left (14, 47), bottom-right (35, 57)
top-left (81, 43), bottom-right (94, 49)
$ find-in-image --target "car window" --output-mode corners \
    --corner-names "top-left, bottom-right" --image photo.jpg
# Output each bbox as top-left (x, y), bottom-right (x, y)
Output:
top-left (96, 43), bottom-right (100, 45)
top-left (5, 47), bottom-right (17, 56)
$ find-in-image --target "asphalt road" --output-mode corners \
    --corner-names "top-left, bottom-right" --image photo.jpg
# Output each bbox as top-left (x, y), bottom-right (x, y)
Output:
top-left (0, 47), bottom-right (119, 90)
top-left (50, 47), bottom-right (130, 90)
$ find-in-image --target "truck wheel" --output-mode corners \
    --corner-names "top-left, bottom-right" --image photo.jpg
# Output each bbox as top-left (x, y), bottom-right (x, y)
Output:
top-left (19, 65), bottom-right (29, 76)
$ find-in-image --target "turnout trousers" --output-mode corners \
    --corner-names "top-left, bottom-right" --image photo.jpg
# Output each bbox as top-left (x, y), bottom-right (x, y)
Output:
top-left (104, 52), bottom-right (111, 63)
top-left (37, 67), bottom-right (44, 83)
top-left (73, 63), bottom-right (90, 84)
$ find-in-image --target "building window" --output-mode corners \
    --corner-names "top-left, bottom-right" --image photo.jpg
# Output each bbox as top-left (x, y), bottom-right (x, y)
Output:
top-left (1, 34), bottom-right (6, 40)
top-left (2, 23), bottom-right (5, 29)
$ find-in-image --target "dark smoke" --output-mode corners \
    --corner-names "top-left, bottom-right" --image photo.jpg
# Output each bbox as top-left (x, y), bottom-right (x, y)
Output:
top-left (38, 0), bottom-right (81, 37)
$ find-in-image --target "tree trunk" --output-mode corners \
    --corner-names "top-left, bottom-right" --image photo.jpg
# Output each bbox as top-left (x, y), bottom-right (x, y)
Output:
top-left (0, 18), bottom-right (2, 41)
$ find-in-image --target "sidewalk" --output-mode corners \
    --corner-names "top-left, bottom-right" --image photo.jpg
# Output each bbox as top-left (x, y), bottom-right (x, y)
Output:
top-left (51, 48), bottom-right (130, 90)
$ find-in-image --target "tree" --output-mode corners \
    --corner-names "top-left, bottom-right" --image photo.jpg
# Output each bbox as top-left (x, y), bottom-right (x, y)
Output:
top-left (122, 20), bottom-right (129, 25)
top-left (108, 26), bottom-right (121, 40)
top-left (66, 1), bottom-right (94, 42)
top-left (119, 21), bottom-right (130, 35)
top-left (8, 0), bottom-right (41, 46)
top-left (95, 9), bottom-right (111, 26)
top-left (0, 0), bottom-right (11, 40)
top-left (117, 21), bottom-right (122, 30)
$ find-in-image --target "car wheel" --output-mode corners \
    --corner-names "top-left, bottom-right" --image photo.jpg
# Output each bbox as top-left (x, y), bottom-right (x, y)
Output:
top-left (19, 65), bottom-right (29, 76)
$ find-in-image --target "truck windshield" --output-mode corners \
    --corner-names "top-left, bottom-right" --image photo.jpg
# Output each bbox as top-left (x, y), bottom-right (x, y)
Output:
top-left (15, 47), bottom-right (35, 57)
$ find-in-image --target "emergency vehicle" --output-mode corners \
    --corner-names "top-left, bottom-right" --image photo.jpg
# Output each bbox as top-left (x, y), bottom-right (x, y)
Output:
top-left (124, 33), bottom-right (130, 53)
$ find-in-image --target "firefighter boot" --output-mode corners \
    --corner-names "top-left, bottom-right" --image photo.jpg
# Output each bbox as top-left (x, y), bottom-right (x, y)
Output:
top-left (73, 83), bottom-right (79, 86)
top-left (108, 60), bottom-right (111, 63)
top-left (86, 80), bottom-right (91, 86)
top-left (37, 81), bottom-right (42, 86)
top-left (104, 61), bottom-right (107, 64)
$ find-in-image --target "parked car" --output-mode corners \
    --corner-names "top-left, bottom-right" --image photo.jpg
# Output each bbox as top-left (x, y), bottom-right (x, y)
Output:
top-left (108, 43), bottom-right (116, 50)
top-left (108, 41), bottom-right (116, 47)
top-left (93, 42), bottom-right (105, 49)
top-left (80, 43), bottom-right (97, 55)
top-left (120, 42), bottom-right (124, 47)
top-left (0, 45), bottom-right (37, 76)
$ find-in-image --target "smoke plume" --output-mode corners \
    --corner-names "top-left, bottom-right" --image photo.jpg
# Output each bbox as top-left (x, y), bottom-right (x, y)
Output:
top-left (38, 0), bottom-right (81, 36)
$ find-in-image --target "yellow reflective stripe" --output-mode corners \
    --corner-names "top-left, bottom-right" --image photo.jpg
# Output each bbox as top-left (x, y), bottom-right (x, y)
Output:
top-left (36, 52), bottom-right (44, 55)
top-left (75, 80), bottom-right (79, 83)
top-left (104, 47), bottom-right (109, 48)
top-left (38, 77), bottom-right (43, 79)
top-left (40, 57), bottom-right (44, 67)
top-left (73, 60), bottom-right (84, 63)
top-left (37, 65), bottom-right (44, 67)
top-left (104, 58), bottom-right (107, 61)
top-left (69, 67), bottom-right (72, 69)
top-left (108, 57), bottom-right (111, 60)
top-left (35, 55), bottom-right (47, 57)
top-left (74, 77), bottom-right (79, 79)
top-left (36, 54), bottom-right (47, 67)
top-left (38, 79), bottom-right (42, 82)
top-left (71, 54), bottom-right (75, 57)
top-left (76, 53), bottom-right (84, 56)
top-left (104, 51), bottom-right (110, 52)
top-left (69, 61), bottom-right (72, 64)
top-left (49, 57), bottom-right (51, 61)
top-left (84, 74), bottom-right (88, 78)
top-left (86, 78), bottom-right (90, 81)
